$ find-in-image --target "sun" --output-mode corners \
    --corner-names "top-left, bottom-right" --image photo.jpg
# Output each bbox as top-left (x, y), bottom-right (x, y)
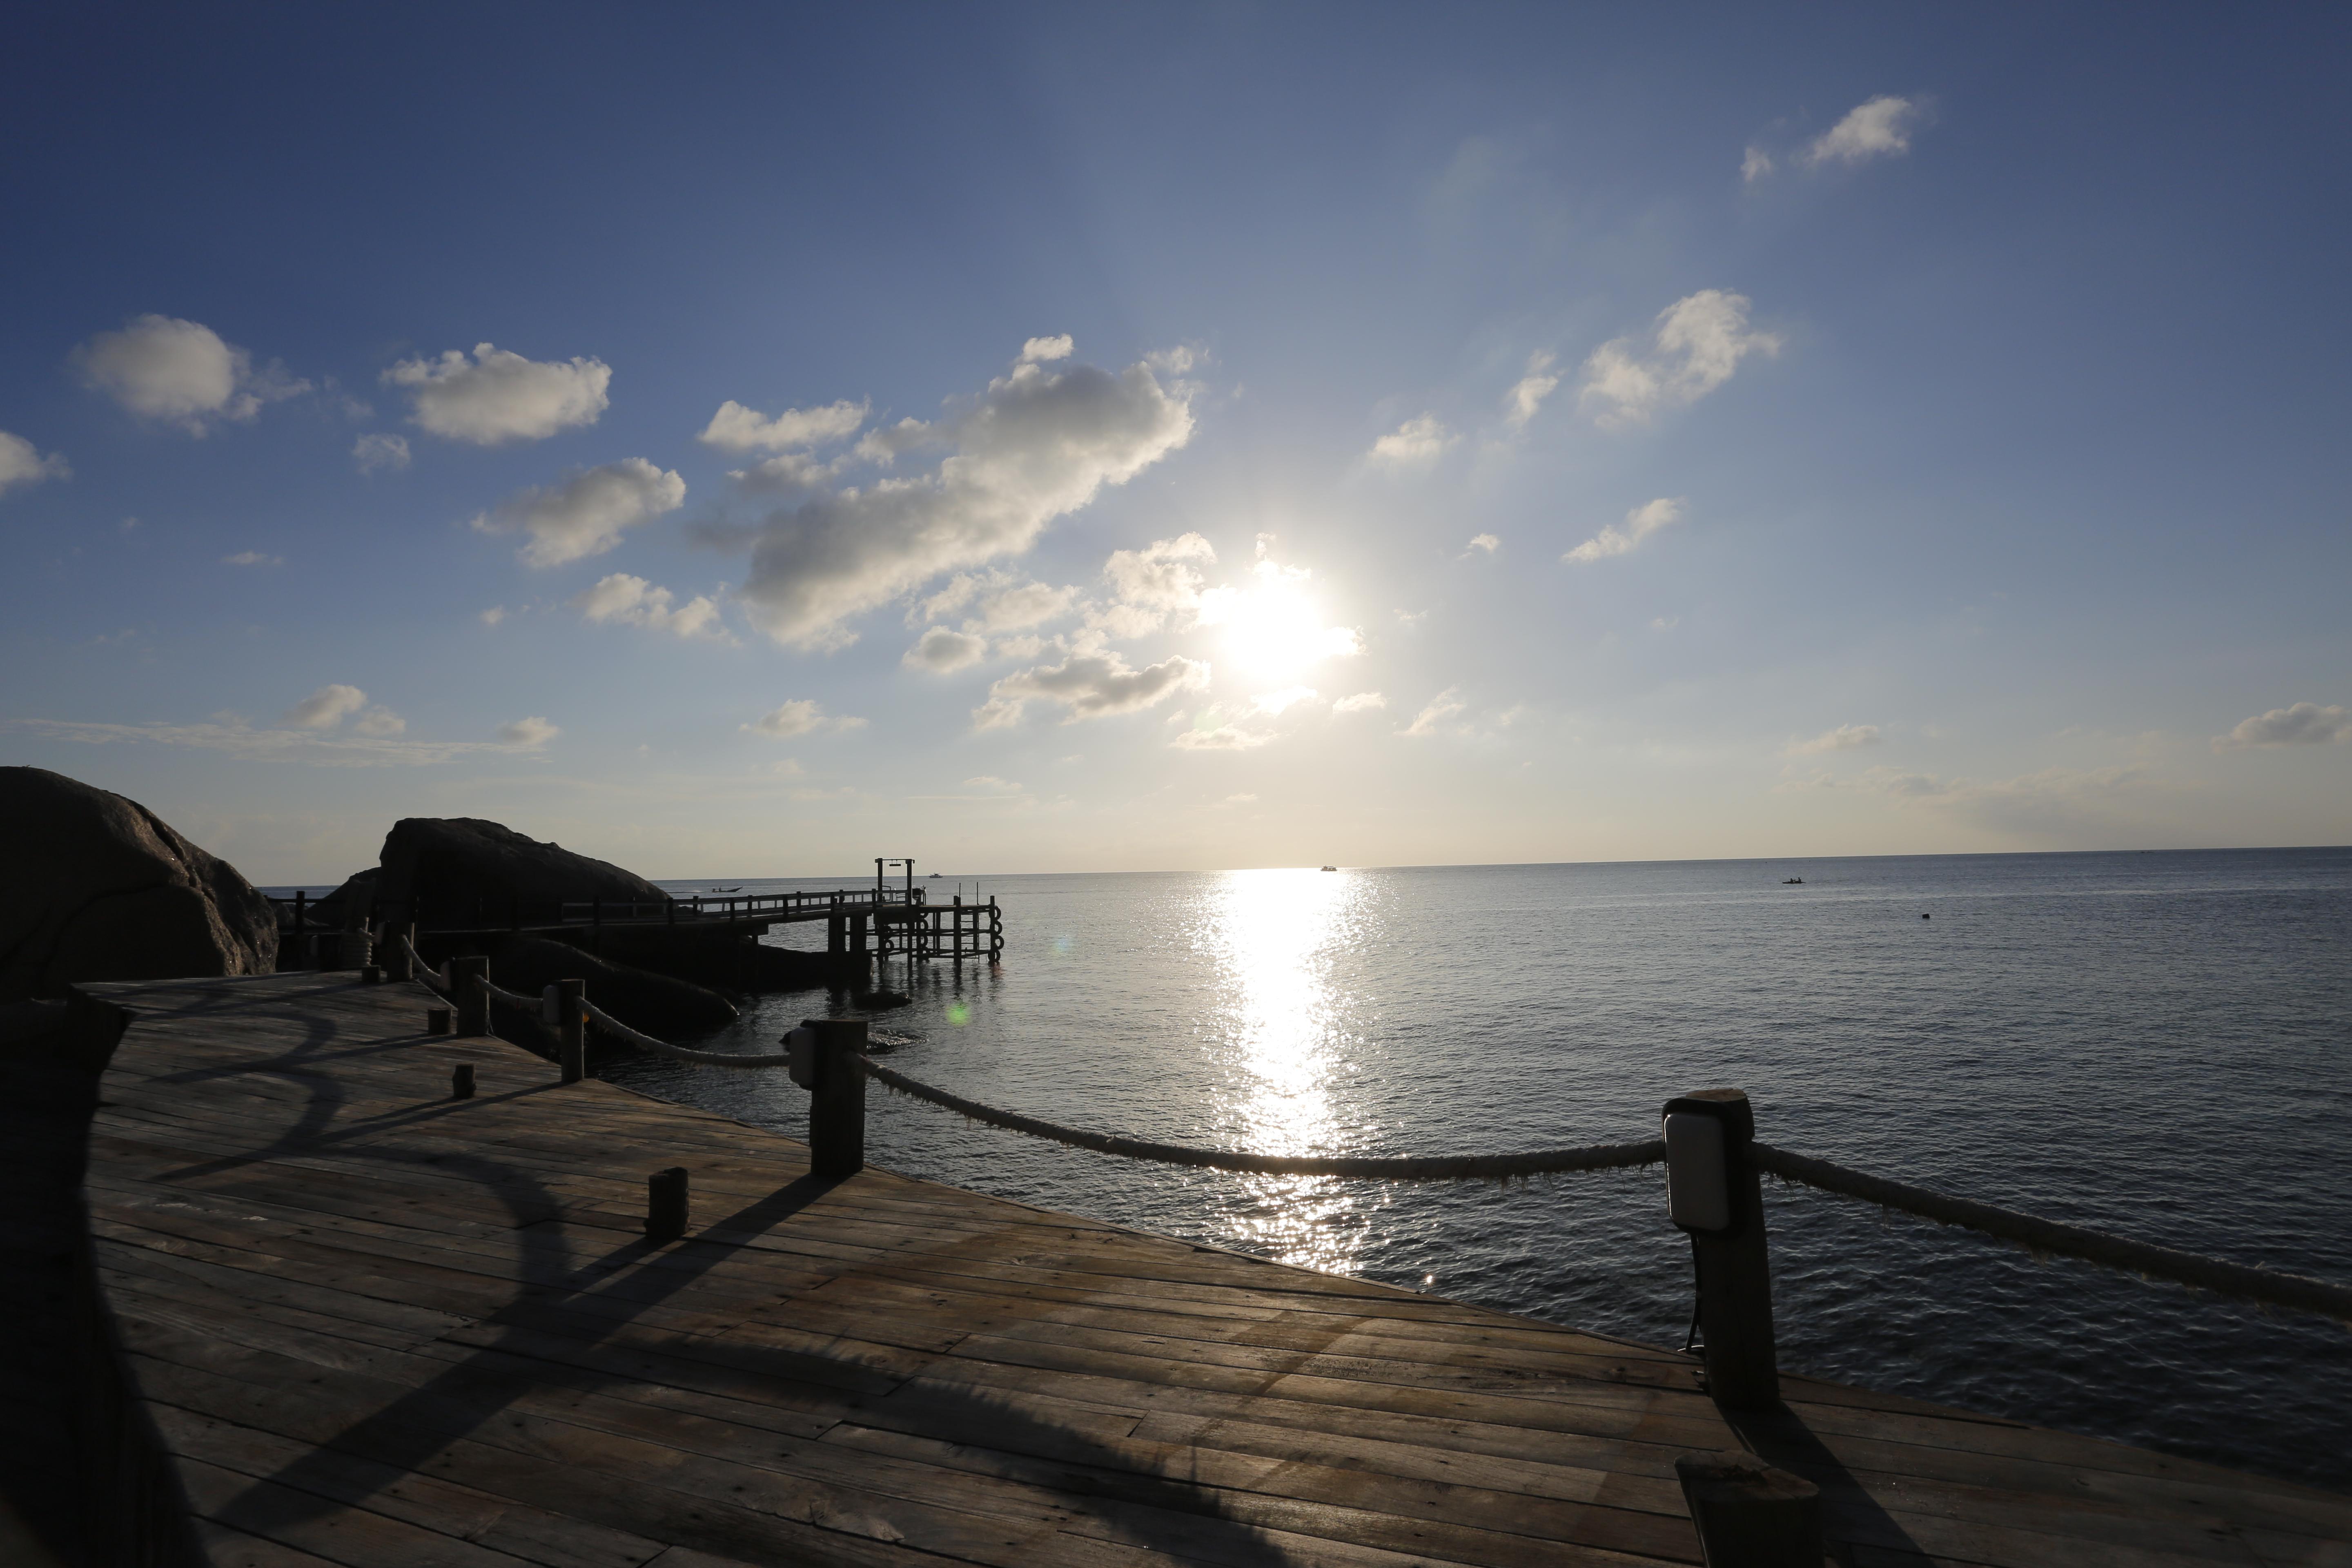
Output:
top-left (1201, 564), bottom-right (1362, 683)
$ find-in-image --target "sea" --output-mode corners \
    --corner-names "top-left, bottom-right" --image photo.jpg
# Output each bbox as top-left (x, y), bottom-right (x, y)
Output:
top-left (584, 849), bottom-right (2351, 1490)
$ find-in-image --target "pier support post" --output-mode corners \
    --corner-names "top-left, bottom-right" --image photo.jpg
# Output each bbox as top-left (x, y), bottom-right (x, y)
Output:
top-left (450, 957), bottom-right (489, 1039)
top-left (1664, 1087), bottom-right (1778, 1410)
top-left (555, 979), bottom-right (586, 1084)
top-left (1674, 1451), bottom-right (1821, 1566)
top-left (646, 1167), bottom-right (689, 1241)
top-left (805, 1016), bottom-right (868, 1178)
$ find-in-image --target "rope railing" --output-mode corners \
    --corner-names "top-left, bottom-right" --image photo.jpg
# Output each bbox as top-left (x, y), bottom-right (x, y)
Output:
top-left (1749, 1143), bottom-right (2352, 1324)
top-left (578, 997), bottom-right (797, 1068)
top-left (857, 1054), bottom-right (1666, 1179)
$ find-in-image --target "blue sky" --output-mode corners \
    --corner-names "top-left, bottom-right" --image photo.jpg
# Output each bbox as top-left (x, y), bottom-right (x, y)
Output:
top-left (4, 4), bottom-right (2347, 882)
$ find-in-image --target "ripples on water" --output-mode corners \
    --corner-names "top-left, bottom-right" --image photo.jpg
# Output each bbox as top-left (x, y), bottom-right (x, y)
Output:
top-left (606, 849), bottom-right (2352, 1490)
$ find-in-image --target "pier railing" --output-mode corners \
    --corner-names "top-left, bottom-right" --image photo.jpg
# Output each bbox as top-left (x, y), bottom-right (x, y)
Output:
top-left (386, 929), bottom-right (2352, 1356)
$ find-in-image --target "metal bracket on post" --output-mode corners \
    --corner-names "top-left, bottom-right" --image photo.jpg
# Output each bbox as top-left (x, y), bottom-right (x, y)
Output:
top-left (1663, 1087), bottom-right (1779, 1410)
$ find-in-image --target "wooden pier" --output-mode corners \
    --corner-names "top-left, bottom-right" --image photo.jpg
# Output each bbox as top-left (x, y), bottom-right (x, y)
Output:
top-left (60, 973), bottom-right (2352, 1566)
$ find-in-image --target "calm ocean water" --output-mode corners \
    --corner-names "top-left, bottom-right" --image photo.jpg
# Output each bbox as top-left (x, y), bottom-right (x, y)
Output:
top-left (597, 849), bottom-right (2352, 1491)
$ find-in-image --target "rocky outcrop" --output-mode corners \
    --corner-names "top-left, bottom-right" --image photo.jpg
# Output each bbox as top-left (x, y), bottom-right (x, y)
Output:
top-left (0, 768), bottom-right (278, 1001)
top-left (373, 818), bottom-right (670, 929)
top-left (419, 933), bottom-right (739, 1036)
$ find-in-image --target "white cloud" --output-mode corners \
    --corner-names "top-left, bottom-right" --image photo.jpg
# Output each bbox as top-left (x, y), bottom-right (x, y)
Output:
top-left (1502, 352), bottom-right (1559, 430)
top-left (1402, 687), bottom-right (1468, 738)
top-left (1577, 291), bottom-right (1780, 428)
top-left (699, 398), bottom-right (869, 453)
top-left (352, 706), bottom-right (405, 736)
top-left (1020, 335), bottom-right (1074, 363)
top-left (572, 572), bottom-right (726, 639)
top-left (2214, 702), bottom-right (2352, 750)
top-left (1095, 533), bottom-right (1216, 638)
top-left (499, 716), bottom-right (560, 748)
top-left (1252, 686), bottom-right (1319, 716)
top-left (962, 775), bottom-right (1023, 792)
top-left (222, 550), bottom-right (284, 567)
top-left (386, 343), bottom-right (610, 444)
top-left (978, 651), bottom-right (1207, 728)
top-left (353, 432), bottom-right (410, 472)
top-left (1808, 96), bottom-right (1922, 167)
top-left (1565, 497), bottom-right (1684, 564)
top-left (285, 684), bottom-right (368, 728)
top-left (472, 458), bottom-right (686, 567)
top-left (1741, 146), bottom-right (1774, 183)
top-left (744, 699), bottom-right (865, 738)
top-left (73, 314), bottom-right (309, 434)
top-left (1465, 533), bottom-right (1500, 555)
top-left (730, 343), bottom-right (1195, 649)
top-left (1368, 412), bottom-right (1454, 469)
top-left (0, 430), bottom-right (69, 496)
top-left (479, 606), bottom-right (506, 626)
top-left (1791, 723), bottom-right (1883, 755)
top-left (978, 580), bottom-right (1076, 632)
top-left (1333, 692), bottom-right (1387, 714)
top-left (904, 627), bottom-right (989, 672)
top-left (1172, 722), bottom-right (1278, 751)
top-left (1806, 763), bottom-right (2158, 837)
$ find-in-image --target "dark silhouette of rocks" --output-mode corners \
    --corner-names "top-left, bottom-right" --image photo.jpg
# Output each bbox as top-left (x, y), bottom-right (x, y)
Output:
top-left (0, 767), bottom-right (277, 1001)
top-left (432, 934), bottom-right (738, 1036)
top-left (374, 817), bottom-right (670, 928)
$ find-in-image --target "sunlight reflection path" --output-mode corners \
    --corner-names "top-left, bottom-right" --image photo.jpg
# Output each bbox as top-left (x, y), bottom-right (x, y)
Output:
top-left (1196, 868), bottom-right (1379, 1273)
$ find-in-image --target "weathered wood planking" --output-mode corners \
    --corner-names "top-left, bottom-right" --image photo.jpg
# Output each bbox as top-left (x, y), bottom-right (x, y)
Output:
top-left (81, 973), bottom-right (2352, 1568)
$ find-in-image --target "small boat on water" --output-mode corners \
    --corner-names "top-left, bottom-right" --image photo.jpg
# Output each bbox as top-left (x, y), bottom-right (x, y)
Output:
top-left (1783, 878), bottom-right (1804, 884)
top-left (1321, 865), bottom-right (1338, 872)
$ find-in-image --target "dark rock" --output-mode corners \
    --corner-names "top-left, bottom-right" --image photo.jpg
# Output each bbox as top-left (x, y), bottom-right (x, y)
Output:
top-left (420, 933), bottom-right (739, 1036)
top-left (374, 818), bottom-right (670, 929)
top-left (0, 768), bottom-right (278, 1001)
top-left (307, 867), bottom-right (381, 929)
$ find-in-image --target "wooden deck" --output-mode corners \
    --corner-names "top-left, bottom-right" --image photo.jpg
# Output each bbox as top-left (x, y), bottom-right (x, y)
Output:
top-left (79, 972), bottom-right (2352, 1567)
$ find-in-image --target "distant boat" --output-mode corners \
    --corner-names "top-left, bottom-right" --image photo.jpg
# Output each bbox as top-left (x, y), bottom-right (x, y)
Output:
top-left (705, 886), bottom-right (741, 893)
top-left (1320, 865), bottom-right (1338, 872)
top-left (929, 872), bottom-right (942, 878)
top-left (1783, 878), bottom-right (1804, 885)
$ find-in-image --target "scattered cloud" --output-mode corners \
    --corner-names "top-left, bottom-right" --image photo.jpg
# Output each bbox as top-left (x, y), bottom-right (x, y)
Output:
top-left (1094, 533), bottom-right (1216, 639)
top-left (0, 430), bottom-right (69, 496)
top-left (1565, 497), bottom-right (1684, 564)
top-left (1252, 686), bottom-right (1319, 716)
top-left (1021, 334), bottom-right (1074, 363)
top-left (1802, 762), bottom-right (2158, 836)
top-left (974, 580), bottom-right (1076, 632)
top-left (1402, 687), bottom-right (1469, 737)
top-left (727, 341), bottom-right (1195, 649)
top-left (976, 651), bottom-right (1207, 728)
top-left (1333, 692), bottom-right (1387, 714)
top-left (572, 572), bottom-right (726, 639)
top-left (1808, 95), bottom-right (1924, 167)
top-left (1368, 412), bottom-right (1454, 469)
top-left (479, 606), bottom-right (506, 626)
top-left (744, 699), bottom-right (866, 738)
top-left (698, 398), bottom-right (869, 453)
top-left (1741, 146), bottom-right (1774, 183)
top-left (1577, 291), bottom-right (1780, 428)
top-left (472, 458), bottom-right (686, 567)
top-left (285, 684), bottom-right (369, 728)
top-left (962, 775), bottom-right (1023, 792)
top-left (498, 716), bottom-right (560, 748)
top-left (904, 627), bottom-right (989, 672)
top-left (221, 550), bottom-right (284, 567)
top-left (2213, 702), bottom-right (2351, 751)
top-left (1502, 351), bottom-right (1559, 430)
top-left (1465, 533), bottom-right (1500, 555)
top-left (73, 314), bottom-right (310, 434)
top-left (1172, 721), bottom-right (1278, 751)
top-left (1791, 722), bottom-right (1883, 755)
top-left (1650, 615), bottom-right (1679, 632)
top-left (353, 432), bottom-right (411, 472)
top-left (386, 343), bottom-right (610, 444)
top-left (352, 706), bottom-right (405, 736)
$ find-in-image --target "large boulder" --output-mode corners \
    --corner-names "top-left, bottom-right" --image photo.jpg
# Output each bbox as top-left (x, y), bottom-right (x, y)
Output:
top-left (0, 767), bottom-right (278, 1000)
top-left (373, 817), bottom-right (670, 929)
top-left (422, 934), bottom-right (739, 1037)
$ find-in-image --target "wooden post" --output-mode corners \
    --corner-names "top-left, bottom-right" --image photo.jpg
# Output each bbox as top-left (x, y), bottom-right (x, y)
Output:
top-left (450, 956), bottom-right (489, 1038)
top-left (451, 1063), bottom-right (475, 1100)
top-left (426, 1006), bottom-right (451, 1034)
top-left (1664, 1088), bottom-right (1778, 1409)
top-left (385, 923), bottom-right (414, 982)
top-left (556, 978), bottom-right (586, 1085)
top-left (805, 1016), bottom-right (867, 1178)
top-left (1673, 1451), bottom-right (1821, 1565)
top-left (646, 1166), bottom-right (689, 1241)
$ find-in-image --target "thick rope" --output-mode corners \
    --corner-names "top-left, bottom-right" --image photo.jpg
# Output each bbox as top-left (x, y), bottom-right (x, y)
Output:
top-left (1751, 1143), bottom-right (2352, 1324)
top-left (392, 932), bottom-right (451, 996)
top-left (856, 1056), bottom-right (1665, 1179)
top-left (578, 997), bottom-right (796, 1067)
